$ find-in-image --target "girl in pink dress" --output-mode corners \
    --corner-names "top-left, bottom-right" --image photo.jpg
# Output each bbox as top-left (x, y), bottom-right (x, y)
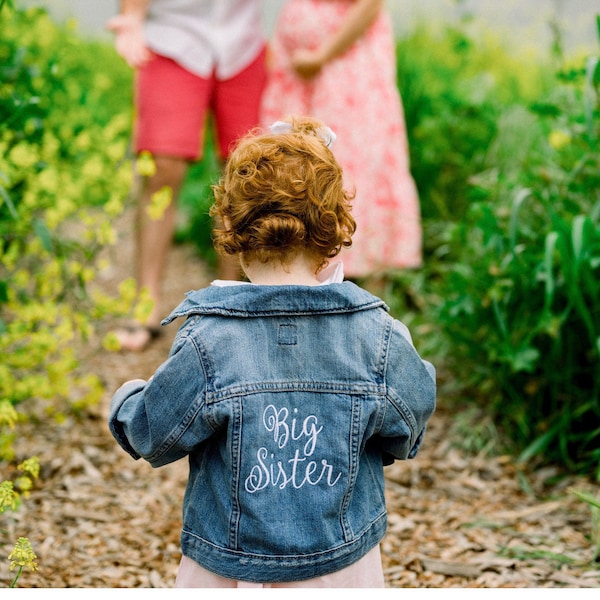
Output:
top-left (261, 0), bottom-right (422, 279)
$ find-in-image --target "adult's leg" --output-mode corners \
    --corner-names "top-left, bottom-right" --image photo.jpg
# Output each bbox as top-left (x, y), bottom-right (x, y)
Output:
top-left (116, 53), bottom-right (208, 351)
top-left (135, 155), bottom-right (188, 327)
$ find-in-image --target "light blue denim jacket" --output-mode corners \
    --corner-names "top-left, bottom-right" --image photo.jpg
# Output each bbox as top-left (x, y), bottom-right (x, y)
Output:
top-left (109, 282), bottom-right (436, 583)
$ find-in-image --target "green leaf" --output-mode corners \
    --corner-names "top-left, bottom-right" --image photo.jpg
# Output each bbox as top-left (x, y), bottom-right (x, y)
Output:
top-left (507, 346), bottom-right (540, 373)
top-left (508, 188), bottom-right (531, 251)
top-left (519, 425), bottom-right (560, 463)
top-left (570, 214), bottom-right (589, 266)
top-left (571, 489), bottom-right (600, 510)
top-left (33, 219), bottom-right (53, 252)
top-left (0, 280), bottom-right (8, 304)
top-left (0, 185), bottom-right (18, 220)
top-left (543, 231), bottom-right (559, 307)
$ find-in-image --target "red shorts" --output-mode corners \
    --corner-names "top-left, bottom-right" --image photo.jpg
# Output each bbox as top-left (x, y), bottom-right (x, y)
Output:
top-left (133, 48), bottom-right (267, 161)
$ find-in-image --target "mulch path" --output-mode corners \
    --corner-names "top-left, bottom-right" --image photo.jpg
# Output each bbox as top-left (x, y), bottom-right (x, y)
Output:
top-left (2, 210), bottom-right (599, 588)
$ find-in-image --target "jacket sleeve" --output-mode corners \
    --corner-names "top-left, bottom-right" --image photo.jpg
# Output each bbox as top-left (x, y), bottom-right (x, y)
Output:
top-left (108, 331), bottom-right (215, 467)
top-left (378, 319), bottom-right (436, 465)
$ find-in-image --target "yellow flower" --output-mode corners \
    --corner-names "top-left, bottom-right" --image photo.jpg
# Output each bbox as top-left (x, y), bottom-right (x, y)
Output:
top-left (147, 185), bottom-right (172, 220)
top-left (96, 221), bottom-right (117, 246)
top-left (106, 140), bottom-right (127, 163)
top-left (135, 151), bottom-right (156, 177)
top-left (104, 193), bottom-right (124, 217)
top-left (118, 278), bottom-right (137, 304)
top-left (18, 457), bottom-right (40, 480)
top-left (14, 476), bottom-right (33, 496)
top-left (37, 166), bottom-right (60, 194)
top-left (8, 143), bottom-right (38, 169)
top-left (103, 332), bottom-right (122, 352)
top-left (74, 131), bottom-right (92, 151)
top-left (8, 537), bottom-right (38, 572)
top-left (0, 400), bottom-right (18, 429)
top-left (81, 155), bottom-right (104, 179)
top-left (548, 129), bottom-right (571, 150)
top-left (0, 481), bottom-right (19, 513)
top-left (133, 287), bottom-right (155, 323)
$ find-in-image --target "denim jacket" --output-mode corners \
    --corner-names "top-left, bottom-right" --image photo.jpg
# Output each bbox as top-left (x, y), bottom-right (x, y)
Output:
top-left (109, 282), bottom-right (436, 583)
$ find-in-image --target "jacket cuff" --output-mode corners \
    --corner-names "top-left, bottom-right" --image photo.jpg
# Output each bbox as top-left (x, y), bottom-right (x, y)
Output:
top-left (108, 380), bottom-right (147, 460)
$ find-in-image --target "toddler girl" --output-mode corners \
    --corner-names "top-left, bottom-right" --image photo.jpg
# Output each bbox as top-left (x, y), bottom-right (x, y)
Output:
top-left (109, 116), bottom-right (436, 587)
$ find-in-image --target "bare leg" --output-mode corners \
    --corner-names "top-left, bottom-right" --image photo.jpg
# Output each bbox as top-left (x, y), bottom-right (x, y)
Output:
top-left (117, 155), bottom-right (188, 351)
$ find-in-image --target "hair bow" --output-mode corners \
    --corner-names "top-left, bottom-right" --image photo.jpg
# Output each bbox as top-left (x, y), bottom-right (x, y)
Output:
top-left (268, 120), bottom-right (336, 149)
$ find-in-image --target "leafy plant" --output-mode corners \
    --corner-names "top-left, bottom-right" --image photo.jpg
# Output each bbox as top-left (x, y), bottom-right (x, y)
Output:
top-left (7, 537), bottom-right (37, 588)
top-left (395, 20), bottom-right (551, 228)
top-left (433, 31), bottom-right (600, 475)
top-left (1, 5), bottom-right (138, 585)
top-left (571, 489), bottom-right (600, 561)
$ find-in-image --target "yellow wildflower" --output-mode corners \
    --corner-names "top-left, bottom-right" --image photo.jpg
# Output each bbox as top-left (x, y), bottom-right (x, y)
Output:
top-left (0, 400), bottom-right (18, 429)
top-left (147, 185), bottom-right (172, 220)
top-left (8, 143), bottom-right (38, 169)
top-left (14, 476), bottom-right (33, 496)
top-left (0, 481), bottom-right (19, 513)
top-left (18, 457), bottom-right (40, 480)
top-left (8, 537), bottom-right (38, 572)
top-left (136, 150), bottom-right (156, 177)
top-left (103, 331), bottom-right (122, 352)
top-left (548, 129), bottom-right (571, 150)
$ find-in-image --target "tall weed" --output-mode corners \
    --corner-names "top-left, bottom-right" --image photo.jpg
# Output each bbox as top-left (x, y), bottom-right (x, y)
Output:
top-left (434, 35), bottom-right (600, 476)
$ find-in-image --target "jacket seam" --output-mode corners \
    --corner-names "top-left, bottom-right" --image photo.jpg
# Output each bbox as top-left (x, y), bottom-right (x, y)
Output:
top-left (339, 397), bottom-right (362, 540)
top-left (205, 381), bottom-right (384, 404)
top-left (386, 394), bottom-right (418, 449)
top-left (376, 318), bottom-right (394, 435)
top-left (229, 396), bottom-right (242, 549)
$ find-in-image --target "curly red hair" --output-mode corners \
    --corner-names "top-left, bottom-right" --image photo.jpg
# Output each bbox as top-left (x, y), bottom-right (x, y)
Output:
top-left (210, 116), bottom-right (356, 272)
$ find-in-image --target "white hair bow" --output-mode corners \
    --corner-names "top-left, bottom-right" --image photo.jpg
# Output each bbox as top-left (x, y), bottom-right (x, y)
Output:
top-left (268, 120), bottom-right (336, 149)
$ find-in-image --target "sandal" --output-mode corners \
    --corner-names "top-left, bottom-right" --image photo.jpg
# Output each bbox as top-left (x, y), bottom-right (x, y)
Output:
top-left (114, 323), bottom-right (162, 352)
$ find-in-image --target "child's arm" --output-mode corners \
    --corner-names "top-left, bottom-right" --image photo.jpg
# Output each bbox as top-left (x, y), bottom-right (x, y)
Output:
top-left (376, 321), bottom-right (436, 464)
top-left (108, 336), bottom-right (214, 467)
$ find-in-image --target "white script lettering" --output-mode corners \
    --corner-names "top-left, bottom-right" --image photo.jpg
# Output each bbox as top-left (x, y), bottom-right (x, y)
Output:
top-left (262, 405), bottom-right (323, 456)
top-left (244, 448), bottom-right (342, 493)
top-left (244, 405), bottom-right (342, 494)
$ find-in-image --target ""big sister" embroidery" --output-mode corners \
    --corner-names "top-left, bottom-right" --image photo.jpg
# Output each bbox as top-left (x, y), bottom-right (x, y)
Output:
top-left (244, 405), bottom-right (342, 494)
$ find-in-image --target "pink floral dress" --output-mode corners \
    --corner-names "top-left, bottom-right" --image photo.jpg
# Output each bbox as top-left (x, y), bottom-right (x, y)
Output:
top-left (261, 0), bottom-right (422, 277)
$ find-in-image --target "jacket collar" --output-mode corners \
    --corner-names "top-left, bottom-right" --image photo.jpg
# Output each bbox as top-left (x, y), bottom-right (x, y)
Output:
top-left (161, 282), bottom-right (388, 324)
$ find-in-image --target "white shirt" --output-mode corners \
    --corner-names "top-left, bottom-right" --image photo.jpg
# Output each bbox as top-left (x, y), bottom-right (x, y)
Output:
top-left (211, 261), bottom-right (346, 288)
top-left (144, 0), bottom-right (265, 79)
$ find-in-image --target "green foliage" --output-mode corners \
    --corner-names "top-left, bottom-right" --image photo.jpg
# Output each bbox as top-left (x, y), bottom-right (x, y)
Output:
top-left (433, 45), bottom-right (600, 476)
top-left (1, 6), bottom-right (138, 583)
top-left (571, 488), bottom-right (600, 560)
top-left (396, 21), bottom-right (552, 226)
top-left (0, 6), bottom-right (135, 418)
top-left (176, 132), bottom-right (221, 267)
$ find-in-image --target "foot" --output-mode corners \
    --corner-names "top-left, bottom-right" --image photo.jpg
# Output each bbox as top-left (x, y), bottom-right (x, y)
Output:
top-left (114, 323), bottom-right (161, 352)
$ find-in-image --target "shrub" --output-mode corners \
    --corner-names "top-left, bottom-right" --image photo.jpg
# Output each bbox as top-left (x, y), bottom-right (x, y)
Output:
top-left (0, 6), bottom-right (134, 419)
top-left (1, 5), bottom-right (137, 583)
top-left (434, 38), bottom-right (600, 476)
top-left (395, 19), bottom-right (552, 227)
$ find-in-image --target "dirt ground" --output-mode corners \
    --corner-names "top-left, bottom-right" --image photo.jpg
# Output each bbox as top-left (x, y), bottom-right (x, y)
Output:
top-left (2, 210), bottom-right (599, 588)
